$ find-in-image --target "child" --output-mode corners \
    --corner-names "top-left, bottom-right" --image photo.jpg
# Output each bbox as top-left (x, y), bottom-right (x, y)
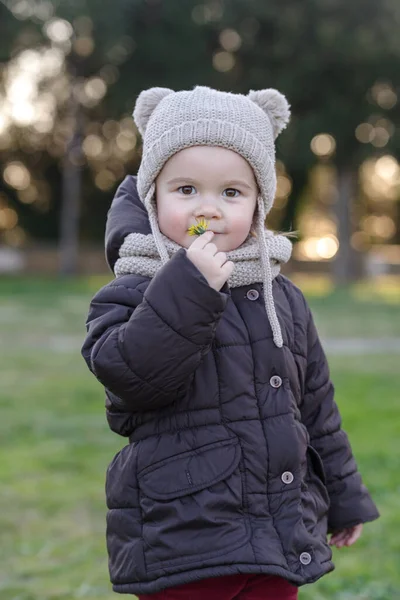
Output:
top-left (81, 86), bottom-right (379, 599)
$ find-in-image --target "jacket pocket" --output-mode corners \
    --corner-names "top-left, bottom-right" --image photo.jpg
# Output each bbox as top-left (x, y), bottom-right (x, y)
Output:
top-left (307, 444), bottom-right (326, 485)
top-left (137, 437), bottom-right (249, 570)
top-left (306, 445), bottom-right (330, 516)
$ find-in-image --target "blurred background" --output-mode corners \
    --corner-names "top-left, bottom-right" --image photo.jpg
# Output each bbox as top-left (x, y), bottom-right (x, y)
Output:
top-left (0, 1), bottom-right (399, 599)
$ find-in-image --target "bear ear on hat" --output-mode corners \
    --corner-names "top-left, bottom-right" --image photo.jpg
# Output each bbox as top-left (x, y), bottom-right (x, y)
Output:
top-left (133, 87), bottom-right (174, 136)
top-left (248, 89), bottom-right (291, 139)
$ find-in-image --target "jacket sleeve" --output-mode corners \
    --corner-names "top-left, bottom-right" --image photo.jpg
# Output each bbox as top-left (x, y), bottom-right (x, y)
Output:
top-left (81, 248), bottom-right (229, 412)
top-left (300, 302), bottom-right (380, 533)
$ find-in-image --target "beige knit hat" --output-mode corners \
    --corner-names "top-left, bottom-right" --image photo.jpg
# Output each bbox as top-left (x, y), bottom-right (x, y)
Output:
top-left (132, 85), bottom-right (291, 347)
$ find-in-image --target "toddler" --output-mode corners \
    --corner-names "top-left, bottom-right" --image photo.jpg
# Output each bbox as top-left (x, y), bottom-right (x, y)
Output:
top-left (82, 86), bottom-right (379, 599)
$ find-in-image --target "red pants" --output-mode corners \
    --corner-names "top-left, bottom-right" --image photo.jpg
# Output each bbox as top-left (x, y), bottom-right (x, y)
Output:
top-left (138, 573), bottom-right (298, 599)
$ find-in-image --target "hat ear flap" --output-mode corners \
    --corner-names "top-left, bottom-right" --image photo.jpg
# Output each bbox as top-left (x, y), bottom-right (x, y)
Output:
top-left (248, 89), bottom-right (291, 139)
top-left (133, 87), bottom-right (174, 136)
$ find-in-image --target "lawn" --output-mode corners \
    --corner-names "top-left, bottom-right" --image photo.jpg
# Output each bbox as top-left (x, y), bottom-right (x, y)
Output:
top-left (0, 275), bottom-right (399, 600)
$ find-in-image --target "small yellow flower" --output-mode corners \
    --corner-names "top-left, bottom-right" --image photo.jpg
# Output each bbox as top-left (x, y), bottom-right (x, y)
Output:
top-left (188, 218), bottom-right (209, 236)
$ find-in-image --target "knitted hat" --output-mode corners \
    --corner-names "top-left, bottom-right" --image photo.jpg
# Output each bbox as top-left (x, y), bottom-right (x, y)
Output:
top-left (132, 85), bottom-right (291, 347)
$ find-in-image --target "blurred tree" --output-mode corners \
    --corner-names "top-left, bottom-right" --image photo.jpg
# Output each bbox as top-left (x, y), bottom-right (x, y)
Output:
top-left (103, 0), bottom-right (400, 282)
top-left (0, 0), bottom-right (138, 272)
top-left (0, 0), bottom-right (399, 280)
top-left (207, 0), bottom-right (400, 281)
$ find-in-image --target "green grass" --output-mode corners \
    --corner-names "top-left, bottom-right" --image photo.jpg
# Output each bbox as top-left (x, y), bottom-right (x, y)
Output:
top-left (290, 273), bottom-right (400, 339)
top-left (0, 276), bottom-right (399, 599)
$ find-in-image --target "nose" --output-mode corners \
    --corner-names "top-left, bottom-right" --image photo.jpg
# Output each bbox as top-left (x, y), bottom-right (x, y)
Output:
top-left (194, 198), bottom-right (222, 220)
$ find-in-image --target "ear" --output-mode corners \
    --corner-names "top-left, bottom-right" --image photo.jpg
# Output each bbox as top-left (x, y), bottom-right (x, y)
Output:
top-left (248, 89), bottom-right (291, 139)
top-left (133, 87), bottom-right (174, 136)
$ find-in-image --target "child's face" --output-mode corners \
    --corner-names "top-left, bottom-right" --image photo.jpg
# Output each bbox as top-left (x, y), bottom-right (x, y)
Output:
top-left (155, 146), bottom-right (258, 252)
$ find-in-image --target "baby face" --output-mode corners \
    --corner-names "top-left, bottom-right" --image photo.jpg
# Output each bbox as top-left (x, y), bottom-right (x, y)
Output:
top-left (155, 146), bottom-right (258, 252)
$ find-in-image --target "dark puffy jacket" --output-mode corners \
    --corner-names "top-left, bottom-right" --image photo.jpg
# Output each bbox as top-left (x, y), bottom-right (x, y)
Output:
top-left (82, 175), bottom-right (379, 596)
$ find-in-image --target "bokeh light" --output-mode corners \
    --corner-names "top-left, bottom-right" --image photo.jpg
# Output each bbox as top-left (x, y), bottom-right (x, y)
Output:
top-left (371, 82), bottom-right (397, 110)
top-left (0, 207), bottom-right (19, 230)
top-left (212, 51), bottom-right (235, 72)
top-left (95, 169), bottom-right (116, 191)
top-left (355, 123), bottom-right (374, 143)
top-left (375, 156), bottom-right (399, 181)
top-left (316, 235), bottom-right (340, 259)
top-left (371, 127), bottom-right (390, 148)
top-left (82, 135), bottom-right (104, 158)
top-left (310, 134), bottom-right (336, 157)
top-left (84, 78), bottom-right (107, 101)
top-left (295, 235), bottom-right (339, 261)
top-left (43, 18), bottom-right (73, 43)
top-left (360, 155), bottom-right (400, 201)
top-left (3, 225), bottom-right (26, 246)
top-left (17, 184), bottom-right (39, 204)
top-left (3, 162), bottom-right (31, 190)
top-left (115, 132), bottom-right (137, 153)
top-left (276, 175), bottom-right (292, 200)
top-left (219, 29), bottom-right (242, 52)
top-left (10, 0), bottom-right (34, 20)
top-left (73, 37), bottom-right (95, 57)
top-left (102, 120), bottom-right (120, 139)
top-left (362, 215), bottom-right (396, 240)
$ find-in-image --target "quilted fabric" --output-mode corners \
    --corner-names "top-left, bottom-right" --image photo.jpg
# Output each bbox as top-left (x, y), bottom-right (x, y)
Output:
top-left (81, 176), bottom-right (379, 595)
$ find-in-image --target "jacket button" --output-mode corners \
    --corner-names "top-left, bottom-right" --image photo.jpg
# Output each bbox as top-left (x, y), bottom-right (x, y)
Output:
top-left (281, 471), bottom-right (294, 484)
top-left (270, 375), bottom-right (282, 388)
top-left (300, 552), bottom-right (312, 565)
top-left (246, 289), bottom-right (259, 301)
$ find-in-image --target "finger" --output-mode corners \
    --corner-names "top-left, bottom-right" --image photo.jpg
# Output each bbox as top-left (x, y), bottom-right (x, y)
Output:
top-left (330, 531), bottom-right (348, 546)
top-left (335, 525), bottom-right (362, 547)
top-left (354, 524), bottom-right (363, 539)
top-left (330, 529), bottom-right (348, 541)
top-left (330, 540), bottom-right (342, 547)
top-left (335, 530), bottom-right (351, 545)
top-left (329, 536), bottom-right (339, 546)
top-left (345, 527), bottom-right (362, 546)
top-left (221, 261), bottom-right (234, 279)
top-left (214, 251), bottom-right (228, 266)
top-left (203, 242), bottom-right (219, 256)
top-left (189, 230), bottom-right (214, 249)
top-left (338, 530), bottom-right (355, 548)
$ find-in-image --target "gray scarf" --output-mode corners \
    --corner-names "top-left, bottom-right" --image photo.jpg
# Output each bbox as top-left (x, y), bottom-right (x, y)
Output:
top-left (114, 225), bottom-right (292, 347)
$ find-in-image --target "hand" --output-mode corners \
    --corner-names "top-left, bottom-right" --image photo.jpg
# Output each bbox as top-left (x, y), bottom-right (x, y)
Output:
top-left (329, 524), bottom-right (363, 548)
top-left (186, 231), bottom-right (234, 291)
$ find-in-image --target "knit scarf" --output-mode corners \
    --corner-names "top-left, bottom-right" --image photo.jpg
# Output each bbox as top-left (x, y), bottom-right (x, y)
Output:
top-left (115, 230), bottom-right (291, 287)
top-left (114, 228), bottom-right (292, 349)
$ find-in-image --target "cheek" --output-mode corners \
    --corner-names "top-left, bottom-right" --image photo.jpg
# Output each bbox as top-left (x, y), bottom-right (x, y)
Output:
top-left (157, 200), bottom-right (189, 239)
top-left (229, 211), bottom-right (254, 237)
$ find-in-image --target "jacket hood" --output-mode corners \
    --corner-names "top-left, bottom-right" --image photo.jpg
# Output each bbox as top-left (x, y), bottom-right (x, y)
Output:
top-left (105, 175), bottom-right (150, 272)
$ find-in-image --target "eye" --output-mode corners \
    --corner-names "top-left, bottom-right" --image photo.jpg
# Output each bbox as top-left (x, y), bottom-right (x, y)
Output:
top-left (223, 188), bottom-right (240, 198)
top-left (178, 185), bottom-right (196, 195)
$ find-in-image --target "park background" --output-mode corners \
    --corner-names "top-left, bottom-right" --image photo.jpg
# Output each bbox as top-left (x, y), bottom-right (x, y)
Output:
top-left (0, 0), bottom-right (399, 598)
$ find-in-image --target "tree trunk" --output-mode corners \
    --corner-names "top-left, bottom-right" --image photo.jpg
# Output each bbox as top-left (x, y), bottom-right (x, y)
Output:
top-left (58, 83), bottom-right (83, 276)
top-left (281, 167), bottom-right (308, 235)
top-left (331, 166), bottom-right (360, 285)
